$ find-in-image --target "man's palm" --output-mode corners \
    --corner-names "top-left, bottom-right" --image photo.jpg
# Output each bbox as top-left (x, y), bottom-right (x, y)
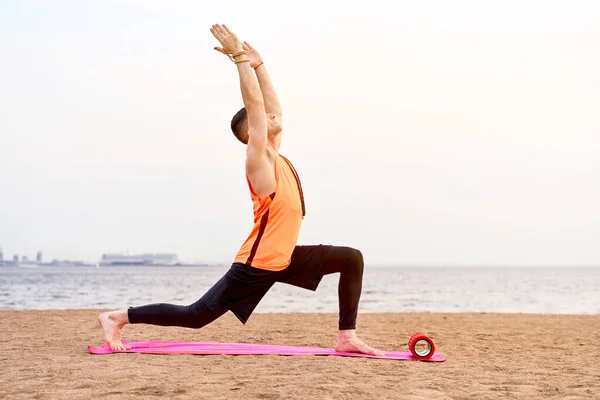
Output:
top-left (243, 42), bottom-right (263, 68)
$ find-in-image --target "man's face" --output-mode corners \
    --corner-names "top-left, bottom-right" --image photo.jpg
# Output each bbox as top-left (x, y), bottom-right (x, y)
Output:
top-left (267, 113), bottom-right (282, 135)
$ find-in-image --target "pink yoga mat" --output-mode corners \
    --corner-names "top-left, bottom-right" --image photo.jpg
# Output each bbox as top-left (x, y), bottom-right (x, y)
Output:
top-left (88, 341), bottom-right (446, 362)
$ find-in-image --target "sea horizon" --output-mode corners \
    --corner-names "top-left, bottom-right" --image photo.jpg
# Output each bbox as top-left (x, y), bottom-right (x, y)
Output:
top-left (2, 263), bottom-right (599, 268)
top-left (2, 265), bottom-right (599, 314)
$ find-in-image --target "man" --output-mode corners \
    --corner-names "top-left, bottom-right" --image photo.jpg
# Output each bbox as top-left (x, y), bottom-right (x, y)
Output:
top-left (98, 24), bottom-right (382, 356)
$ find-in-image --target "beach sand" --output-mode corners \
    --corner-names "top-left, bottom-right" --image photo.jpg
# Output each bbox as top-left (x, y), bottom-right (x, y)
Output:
top-left (1, 310), bottom-right (599, 399)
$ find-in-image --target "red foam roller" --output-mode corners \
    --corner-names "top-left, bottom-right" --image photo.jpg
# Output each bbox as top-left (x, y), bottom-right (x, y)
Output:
top-left (408, 333), bottom-right (436, 360)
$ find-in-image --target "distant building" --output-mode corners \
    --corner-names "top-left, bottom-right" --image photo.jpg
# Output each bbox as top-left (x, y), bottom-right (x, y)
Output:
top-left (100, 253), bottom-right (180, 266)
top-left (0, 245), bottom-right (3, 262)
top-left (13, 255), bottom-right (19, 262)
top-left (36, 251), bottom-right (42, 263)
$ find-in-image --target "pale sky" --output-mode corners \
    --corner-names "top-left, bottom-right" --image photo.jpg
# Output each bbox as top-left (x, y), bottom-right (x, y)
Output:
top-left (1, 0), bottom-right (599, 266)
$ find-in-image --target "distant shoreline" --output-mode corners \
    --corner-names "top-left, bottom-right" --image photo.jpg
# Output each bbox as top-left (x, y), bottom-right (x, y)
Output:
top-left (0, 263), bottom-right (223, 268)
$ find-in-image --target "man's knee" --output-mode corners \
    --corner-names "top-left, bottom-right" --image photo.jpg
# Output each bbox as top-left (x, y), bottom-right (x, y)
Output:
top-left (185, 300), bottom-right (211, 329)
top-left (342, 247), bottom-right (364, 275)
top-left (349, 247), bottom-right (363, 264)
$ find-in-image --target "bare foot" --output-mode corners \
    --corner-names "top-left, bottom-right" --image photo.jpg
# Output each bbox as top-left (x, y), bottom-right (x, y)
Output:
top-left (98, 310), bottom-right (131, 351)
top-left (336, 330), bottom-right (385, 356)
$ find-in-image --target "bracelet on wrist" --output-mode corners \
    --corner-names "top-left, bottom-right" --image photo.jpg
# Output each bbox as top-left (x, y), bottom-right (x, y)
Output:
top-left (227, 50), bottom-right (246, 63)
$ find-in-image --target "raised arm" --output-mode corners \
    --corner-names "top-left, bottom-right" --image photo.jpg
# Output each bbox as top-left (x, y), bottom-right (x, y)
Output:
top-left (243, 42), bottom-right (282, 118)
top-left (210, 25), bottom-right (267, 171)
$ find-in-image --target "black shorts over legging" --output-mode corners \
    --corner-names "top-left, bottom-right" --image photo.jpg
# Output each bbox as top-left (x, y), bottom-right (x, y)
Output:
top-left (127, 245), bottom-right (365, 330)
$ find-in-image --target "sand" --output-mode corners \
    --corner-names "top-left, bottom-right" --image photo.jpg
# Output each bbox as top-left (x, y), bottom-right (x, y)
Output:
top-left (1, 310), bottom-right (599, 400)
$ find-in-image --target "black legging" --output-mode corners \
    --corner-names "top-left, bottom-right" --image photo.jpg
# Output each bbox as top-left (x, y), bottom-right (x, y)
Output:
top-left (320, 246), bottom-right (364, 330)
top-left (127, 246), bottom-right (364, 331)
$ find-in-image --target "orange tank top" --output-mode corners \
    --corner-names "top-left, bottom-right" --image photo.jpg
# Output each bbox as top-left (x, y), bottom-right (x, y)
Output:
top-left (234, 154), bottom-right (306, 271)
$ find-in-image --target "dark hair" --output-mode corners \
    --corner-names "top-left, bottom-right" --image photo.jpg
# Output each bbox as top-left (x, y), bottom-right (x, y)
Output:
top-left (230, 107), bottom-right (248, 144)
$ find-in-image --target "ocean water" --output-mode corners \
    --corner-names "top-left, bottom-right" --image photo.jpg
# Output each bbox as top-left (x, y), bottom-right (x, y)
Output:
top-left (1, 265), bottom-right (599, 314)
